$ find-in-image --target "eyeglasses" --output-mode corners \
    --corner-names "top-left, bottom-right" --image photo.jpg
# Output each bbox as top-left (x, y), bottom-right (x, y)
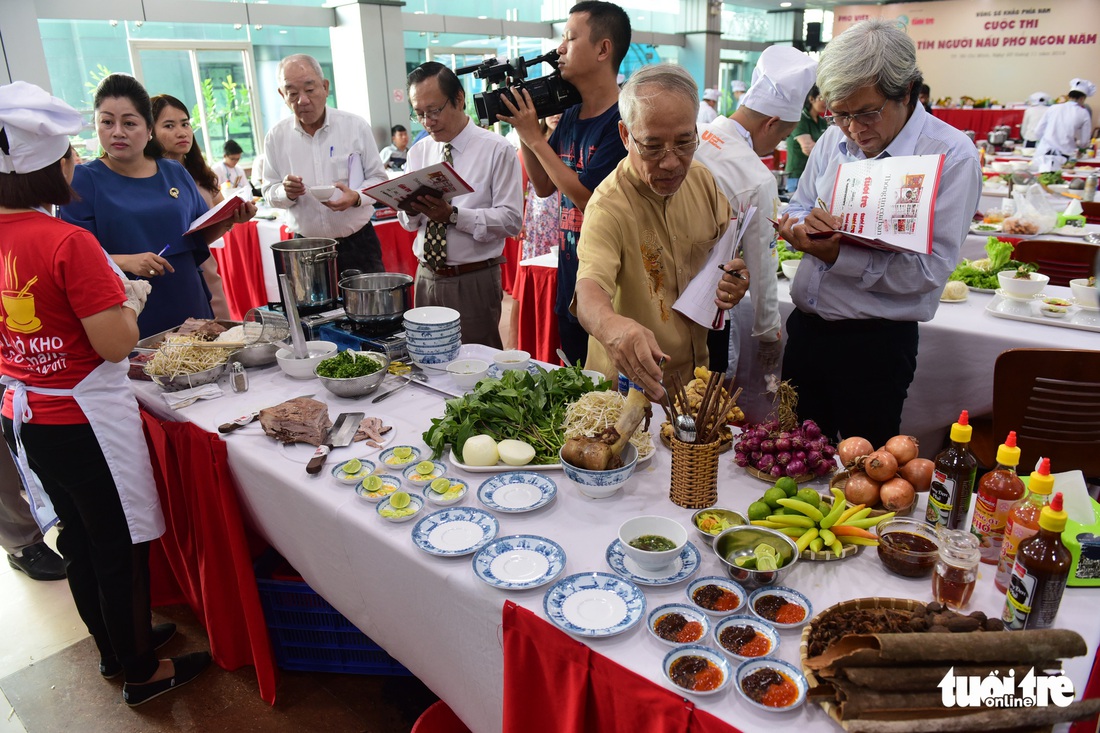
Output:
top-left (628, 132), bottom-right (700, 161)
top-left (411, 102), bottom-right (450, 123)
top-left (823, 101), bottom-right (889, 129)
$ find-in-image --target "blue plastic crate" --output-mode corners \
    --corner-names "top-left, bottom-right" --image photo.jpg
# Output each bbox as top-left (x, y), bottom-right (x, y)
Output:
top-left (255, 553), bottom-right (411, 676)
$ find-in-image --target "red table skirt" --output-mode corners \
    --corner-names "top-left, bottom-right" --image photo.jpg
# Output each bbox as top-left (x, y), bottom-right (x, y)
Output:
top-left (502, 602), bottom-right (738, 733)
top-left (373, 220), bottom-right (520, 295)
top-left (932, 108), bottom-right (1025, 139)
top-left (512, 263), bottom-right (559, 364)
top-left (212, 221), bottom-right (270, 320)
top-left (141, 410), bottom-right (277, 704)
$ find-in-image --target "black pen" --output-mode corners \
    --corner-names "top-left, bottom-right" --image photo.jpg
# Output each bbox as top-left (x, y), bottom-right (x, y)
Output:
top-left (717, 264), bottom-right (747, 280)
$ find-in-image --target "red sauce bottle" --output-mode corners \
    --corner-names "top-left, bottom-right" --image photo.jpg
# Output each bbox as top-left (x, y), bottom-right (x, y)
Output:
top-left (993, 457), bottom-right (1054, 593)
top-left (926, 411), bottom-right (978, 530)
top-left (970, 431), bottom-right (1025, 564)
top-left (1002, 492), bottom-right (1071, 630)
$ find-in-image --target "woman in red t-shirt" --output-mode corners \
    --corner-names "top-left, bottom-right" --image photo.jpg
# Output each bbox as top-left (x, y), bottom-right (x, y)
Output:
top-left (0, 81), bottom-right (211, 706)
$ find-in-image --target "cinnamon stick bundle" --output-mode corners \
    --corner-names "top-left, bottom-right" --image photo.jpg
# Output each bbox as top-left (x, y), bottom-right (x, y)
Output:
top-left (843, 698), bottom-right (1100, 732)
top-left (841, 664), bottom-right (1057, 692)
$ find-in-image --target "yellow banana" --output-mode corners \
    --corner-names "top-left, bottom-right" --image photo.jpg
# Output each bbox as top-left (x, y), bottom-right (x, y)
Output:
top-left (829, 539), bottom-right (844, 555)
top-left (776, 498), bottom-right (824, 522)
top-left (842, 513), bottom-right (895, 529)
top-left (778, 526), bottom-right (810, 538)
top-left (835, 503), bottom-right (866, 525)
top-left (750, 519), bottom-right (784, 528)
top-left (819, 528), bottom-right (837, 546)
top-left (809, 537), bottom-right (824, 553)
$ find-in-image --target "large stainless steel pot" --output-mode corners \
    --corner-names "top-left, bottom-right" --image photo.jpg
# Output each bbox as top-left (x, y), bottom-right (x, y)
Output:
top-left (987, 127), bottom-right (1008, 146)
top-left (270, 238), bottom-right (338, 309)
top-left (339, 272), bottom-right (414, 327)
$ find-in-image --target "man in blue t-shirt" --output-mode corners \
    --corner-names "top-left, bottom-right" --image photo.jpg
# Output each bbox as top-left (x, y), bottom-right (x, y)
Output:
top-left (499, 1), bottom-right (630, 367)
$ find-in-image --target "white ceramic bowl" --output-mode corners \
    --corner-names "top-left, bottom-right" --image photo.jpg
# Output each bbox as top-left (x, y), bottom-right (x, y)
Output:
top-left (990, 161), bottom-right (1013, 174)
top-left (407, 344), bottom-right (462, 365)
top-left (310, 185), bottom-right (336, 201)
top-left (780, 259), bottom-right (800, 280)
top-left (686, 576), bottom-right (747, 617)
top-left (402, 460), bottom-right (447, 486)
top-left (1011, 160), bottom-right (1031, 172)
top-left (647, 603), bottom-right (710, 647)
top-left (493, 350), bottom-right (531, 373)
top-left (421, 477), bottom-right (468, 506)
top-left (618, 515), bottom-right (688, 572)
top-left (1070, 278), bottom-right (1099, 308)
top-left (405, 327), bottom-right (462, 347)
top-left (378, 445), bottom-right (422, 471)
top-left (713, 615), bottom-right (780, 662)
top-left (331, 457), bottom-right (376, 486)
top-left (446, 359), bottom-right (490, 389)
top-left (663, 645), bottom-right (732, 696)
top-left (581, 369), bottom-right (609, 385)
top-left (559, 443), bottom-right (638, 500)
top-left (376, 493), bottom-right (423, 523)
top-left (406, 337), bottom-right (462, 355)
top-left (997, 270), bottom-right (1049, 298)
top-left (275, 341), bottom-right (339, 379)
top-left (355, 474), bottom-right (401, 503)
top-left (746, 586), bottom-right (813, 629)
top-left (403, 306), bottom-right (461, 331)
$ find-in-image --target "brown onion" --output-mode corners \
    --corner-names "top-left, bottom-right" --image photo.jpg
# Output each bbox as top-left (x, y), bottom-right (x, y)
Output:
top-left (837, 436), bottom-right (874, 466)
top-left (898, 458), bottom-right (934, 492)
top-left (844, 471), bottom-right (881, 506)
top-left (864, 450), bottom-right (899, 482)
top-left (880, 477), bottom-right (916, 512)
top-left (884, 435), bottom-right (920, 465)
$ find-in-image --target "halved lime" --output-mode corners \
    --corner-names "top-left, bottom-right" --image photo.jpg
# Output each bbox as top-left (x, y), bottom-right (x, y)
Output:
top-left (430, 477), bottom-right (451, 494)
top-left (415, 460), bottom-right (435, 476)
top-left (364, 475), bottom-right (384, 493)
top-left (393, 446), bottom-right (413, 460)
top-left (754, 543), bottom-right (778, 558)
top-left (390, 491), bottom-right (411, 509)
top-left (342, 458), bottom-right (362, 475)
top-left (756, 555), bottom-right (778, 571)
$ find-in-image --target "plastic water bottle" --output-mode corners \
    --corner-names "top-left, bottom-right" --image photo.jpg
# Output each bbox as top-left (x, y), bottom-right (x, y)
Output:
top-left (1084, 173), bottom-right (1097, 203)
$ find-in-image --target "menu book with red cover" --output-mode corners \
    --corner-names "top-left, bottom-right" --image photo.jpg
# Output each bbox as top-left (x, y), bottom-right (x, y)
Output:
top-left (183, 195), bottom-right (247, 235)
top-left (363, 162), bottom-right (474, 211)
top-left (810, 154), bottom-right (946, 255)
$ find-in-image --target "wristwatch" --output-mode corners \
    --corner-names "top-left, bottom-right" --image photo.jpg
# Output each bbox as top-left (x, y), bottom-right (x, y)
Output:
top-left (448, 206), bottom-right (459, 225)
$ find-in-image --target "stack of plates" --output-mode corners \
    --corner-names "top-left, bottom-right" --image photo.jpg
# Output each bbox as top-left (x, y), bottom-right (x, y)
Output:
top-left (404, 306), bottom-right (461, 365)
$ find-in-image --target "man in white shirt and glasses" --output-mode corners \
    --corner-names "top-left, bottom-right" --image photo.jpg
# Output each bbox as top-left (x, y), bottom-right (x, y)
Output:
top-left (399, 62), bottom-right (522, 348)
top-left (262, 54), bottom-right (388, 275)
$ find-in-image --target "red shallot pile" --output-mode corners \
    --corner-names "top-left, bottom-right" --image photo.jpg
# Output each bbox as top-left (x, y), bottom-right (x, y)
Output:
top-left (734, 418), bottom-right (837, 479)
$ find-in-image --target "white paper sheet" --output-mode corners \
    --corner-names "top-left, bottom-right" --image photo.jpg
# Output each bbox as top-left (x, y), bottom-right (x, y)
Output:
top-left (672, 206), bottom-right (755, 329)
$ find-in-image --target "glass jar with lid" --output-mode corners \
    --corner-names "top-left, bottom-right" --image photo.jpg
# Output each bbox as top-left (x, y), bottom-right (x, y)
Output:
top-left (932, 529), bottom-right (981, 610)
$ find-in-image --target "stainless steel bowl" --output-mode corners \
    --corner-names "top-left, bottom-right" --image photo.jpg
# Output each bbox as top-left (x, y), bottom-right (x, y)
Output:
top-left (713, 526), bottom-right (799, 589)
top-left (314, 351), bottom-right (390, 398)
top-left (691, 508), bottom-right (748, 545)
top-left (340, 273), bottom-right (414, 326)
top-left (229, 342), bottom-right (279, 368)
top-left (143, 362), bottom-right (226, 392)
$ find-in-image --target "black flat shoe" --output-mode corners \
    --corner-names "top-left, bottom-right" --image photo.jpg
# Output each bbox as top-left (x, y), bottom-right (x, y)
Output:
top-left (100, 623), bottom-right (178, 679)
top-left (7, 542), bottom-right (66, 581)
top-left (122, 651), bottom-right (211, 707)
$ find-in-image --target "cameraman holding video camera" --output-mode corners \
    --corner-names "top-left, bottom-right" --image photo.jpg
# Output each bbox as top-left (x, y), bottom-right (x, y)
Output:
top-left (498, 1), bottom-right (631, 368)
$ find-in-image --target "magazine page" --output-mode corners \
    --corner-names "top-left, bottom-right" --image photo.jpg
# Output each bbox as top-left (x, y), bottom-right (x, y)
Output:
top-left (363, 162), bottom-right (474, 210)
top-left (827, 154), bottom-right (945, 255)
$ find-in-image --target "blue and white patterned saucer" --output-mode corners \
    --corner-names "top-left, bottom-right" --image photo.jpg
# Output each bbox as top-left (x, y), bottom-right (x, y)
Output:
top-left (472, 534), bottom-right (566, 590)
top-left (606, 539), bottom-right (701, 586)
top-left (543, 572), bottom-right (645, 638)
top-left (486, 363), bottom-right (545, 379)
top-left (410, 507), bottom-right (498, 557)
top-left (477, 472), bottom-right (557, 513)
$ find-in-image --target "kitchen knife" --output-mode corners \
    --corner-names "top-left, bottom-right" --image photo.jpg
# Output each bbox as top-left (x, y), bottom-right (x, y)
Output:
top-left (217, 394), bottom-right (314, 434)
top-left (306, 411), bottom-right (365, 475)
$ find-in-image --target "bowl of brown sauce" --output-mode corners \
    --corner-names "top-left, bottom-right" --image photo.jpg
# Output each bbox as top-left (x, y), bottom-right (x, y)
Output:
top-left (875, 517), bottom-right (942, 577)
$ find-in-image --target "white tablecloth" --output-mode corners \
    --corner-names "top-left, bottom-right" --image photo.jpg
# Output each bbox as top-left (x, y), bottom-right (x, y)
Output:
top-left (132, 352), bottom-right (1099, 733)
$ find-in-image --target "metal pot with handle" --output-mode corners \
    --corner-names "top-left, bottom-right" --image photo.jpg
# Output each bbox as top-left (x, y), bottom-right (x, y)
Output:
top-left (339, 272), bottom-right (414, 329)
top-left (270, 238), bottom-right (339, 309)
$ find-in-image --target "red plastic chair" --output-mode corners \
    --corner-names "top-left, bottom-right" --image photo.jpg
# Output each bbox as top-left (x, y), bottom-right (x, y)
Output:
top-left (411, 701), bottom-right (472, 733)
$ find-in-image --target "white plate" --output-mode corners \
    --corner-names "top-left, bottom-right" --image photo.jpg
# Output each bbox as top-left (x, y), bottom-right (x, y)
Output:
top-left (410, 507), bottom-right (498, 556)
top-left (477, 472), bottom-right (557, 512)
top-left (449, 453), bottom-right (563, 473)
top-left (986, 293), bottom-right (1100, 333)
top-left (605, 539), bottom-right (701, 586)
top-left (472, 534), bottom-right (566, 590)
top-left (331, 457), bottom-right (376, 486)
top-left (1049, 225), bottom-right (1090, 238)
top-left (542, 572), bottom-right (646, 638)
top-left (969, 224), bottom-right (1002, 234)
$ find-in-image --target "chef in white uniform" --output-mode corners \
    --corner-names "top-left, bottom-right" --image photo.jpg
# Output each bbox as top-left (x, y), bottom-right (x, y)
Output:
top-left (1020, 91), bottom-right (1051, 148)
top-left (0, 82), bottom-right (211, 706)
top-left (697, 87), bottom-right (720, 124)
top-left (1034, 78), bottom-right (1094, 166)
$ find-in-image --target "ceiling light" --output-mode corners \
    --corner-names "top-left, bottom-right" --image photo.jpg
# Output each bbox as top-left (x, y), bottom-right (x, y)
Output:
top-left (780, 2), bottom-right (792, 6)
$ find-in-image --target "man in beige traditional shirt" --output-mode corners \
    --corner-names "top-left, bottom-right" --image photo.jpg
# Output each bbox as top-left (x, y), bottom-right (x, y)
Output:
top-left (574, 64), bottom-right (749, 399)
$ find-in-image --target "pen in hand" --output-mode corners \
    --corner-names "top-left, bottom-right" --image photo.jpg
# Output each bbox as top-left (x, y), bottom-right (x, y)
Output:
top-left (717, 264), bottom-right (747, 281)
top-left (156, 244), bottom-right (171, 257)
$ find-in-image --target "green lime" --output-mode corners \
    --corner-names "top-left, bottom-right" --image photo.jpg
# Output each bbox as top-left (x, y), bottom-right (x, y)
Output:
top-left (756, 554), bottom-right (778, 571)
top-left (747, 501), bottom-right (772, 521)
top-left (734, 556), bottom-right (756, 569)
top-left (364, 475), bottom-right (383, 493)
top-left (390, 491), bottom-right (411, 509)
top-left (415, 461), bottom-right (435, 476)
top-left (796, 488), bottom-right (822, 508)
top-left (342, 458), bottom-right (362, 475)
top-left (430, 477), bottom-right (451, 494)
top-left (754, 543), bottom-right (778, 558)
top-left (393, 446), bottom-right (413, 460)
top-left (763, 487), bottom-right (787, 509)
top-left (775, 477), bottom-right (798, 497)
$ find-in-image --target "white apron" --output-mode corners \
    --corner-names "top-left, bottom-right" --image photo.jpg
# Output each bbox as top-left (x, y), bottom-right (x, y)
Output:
top-left (2, 357), bottom-right (165, 544)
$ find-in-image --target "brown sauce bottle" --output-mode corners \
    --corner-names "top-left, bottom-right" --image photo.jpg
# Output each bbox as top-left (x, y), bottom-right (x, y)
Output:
top-left (1002, 492), bottom-right (1071, 630)
top-left (926, 411), bottom-right (978, 530)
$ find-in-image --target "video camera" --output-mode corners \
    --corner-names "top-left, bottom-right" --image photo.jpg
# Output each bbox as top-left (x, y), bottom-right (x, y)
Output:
top-left (456, 50), bottom-right (581, 126)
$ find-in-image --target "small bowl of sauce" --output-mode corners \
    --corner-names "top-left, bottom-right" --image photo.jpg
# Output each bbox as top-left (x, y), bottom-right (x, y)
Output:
top-left (876, 518), bottom-right (942, 577)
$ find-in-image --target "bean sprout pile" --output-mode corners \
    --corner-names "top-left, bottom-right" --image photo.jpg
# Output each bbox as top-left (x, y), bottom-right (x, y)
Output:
top-left (144, 335), bottom-right (233, 377)
top-left (562, 391), bottom-right (655, 459)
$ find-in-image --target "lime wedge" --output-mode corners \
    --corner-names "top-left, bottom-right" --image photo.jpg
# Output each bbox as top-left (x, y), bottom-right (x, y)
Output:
top-left (756, 555), bottom-right (778, 571)
top-left (754, 543), bottom-right (778, 558)
top-left (415, 460), bottom-right (435, 476)
top-left (430, 477), bottom-right (451, 494)
top-left (393, 446), bottom-right (413, 460)
top-left (342, 458), bottom-right (362, 475)
top-left (390, 491), bottom-right (411, 509)
top-left (734, 556), bottom-right (757, 569)
top-left (364, 475), bottom-right (384, 493)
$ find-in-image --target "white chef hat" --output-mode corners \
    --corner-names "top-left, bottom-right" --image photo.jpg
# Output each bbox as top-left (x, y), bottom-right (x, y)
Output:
top-left (731, 80), bottom-right (747, 93)
top-left (1028, 92), bottom-right (1050, 106)
top-left (0, 81), bottom-right (83, 175)
top-left (1069, 78), bottom-right (1096, 97)
top-left (702, 88), bottom-right (720, 102)
top-left (739, 46), bottom-right (818, 123)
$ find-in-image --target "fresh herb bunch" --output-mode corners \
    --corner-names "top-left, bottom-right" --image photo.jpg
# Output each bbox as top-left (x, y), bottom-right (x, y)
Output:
top-left (424, 365), bottom-right (608, 464)
top-left (948, 237), bottom-right (1036, 290)
top-left (776, 240), bottom-right (803, 271)
top-left (1037, 171), bottom-right (1065, 186)
top-left (316, 351), bottom-right (382, 379)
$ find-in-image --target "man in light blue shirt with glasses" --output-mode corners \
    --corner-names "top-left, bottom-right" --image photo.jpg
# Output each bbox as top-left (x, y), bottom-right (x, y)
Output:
top-left (777, 19), bottom-right (982, 449)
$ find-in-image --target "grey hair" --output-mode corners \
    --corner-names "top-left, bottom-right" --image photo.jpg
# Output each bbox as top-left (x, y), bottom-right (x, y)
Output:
top-left (816, 19), bottom-right (921, 105)
top-left (277, 54), bottom-right (325, 85)
top-left (619, 63), bottom-right (699, 130)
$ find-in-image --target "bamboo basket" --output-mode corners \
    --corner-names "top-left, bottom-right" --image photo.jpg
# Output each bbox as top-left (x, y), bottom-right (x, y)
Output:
top-left (669, 435), bottom-right (721, 509)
